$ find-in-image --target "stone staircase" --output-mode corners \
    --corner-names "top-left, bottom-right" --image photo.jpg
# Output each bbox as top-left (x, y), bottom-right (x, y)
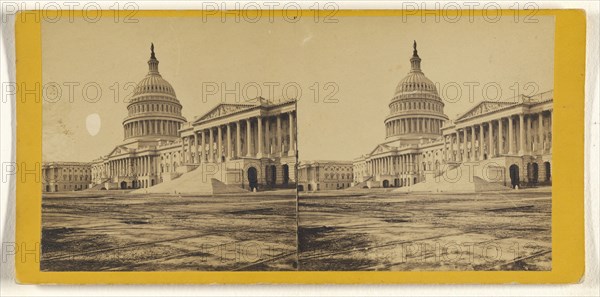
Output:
top-left (348, 176), bottom-right (373, 190)
top-left (131, 163), bottom-right (247, 195)
top-left (394, 162), bottom-right (510, 193)
top-left (85, 179), bottom-right (111, 191)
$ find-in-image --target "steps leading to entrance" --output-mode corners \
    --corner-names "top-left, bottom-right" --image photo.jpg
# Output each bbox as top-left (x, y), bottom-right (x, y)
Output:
top-left (394, 162), bottom-right (510, 193)
top-left (86, 179), bottom-right (111, 191)
top-left (348, 176), bottom-right (373, 190)
top-left (131, 163), bottom-right (247, 195)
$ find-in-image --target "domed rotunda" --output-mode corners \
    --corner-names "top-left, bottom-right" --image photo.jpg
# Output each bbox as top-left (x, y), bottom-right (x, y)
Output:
top-left (384, 41), bottom-right (448, 144)
top-left (122, 44), bottom-right (186, 143)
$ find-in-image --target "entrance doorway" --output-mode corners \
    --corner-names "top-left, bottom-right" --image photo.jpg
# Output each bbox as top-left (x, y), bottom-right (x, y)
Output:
top-left (247, 167), bottom-right (258, 191)
top-left (270, 165), bottom-right (277, 185)
top-left (265, 165), bottom-right (277, 186)
top-left (544, 162), bottom-right (551, 182)
top-left (382, 180), bottom-right (390, 188)
top-left (120, 181), bottom-right (127, 189)
top-left (282, 164), bottom-right (289, 185)
top-left (509, 165), bottom-right (520, 188)
top-left (531, 163), bottom-right (539, 184)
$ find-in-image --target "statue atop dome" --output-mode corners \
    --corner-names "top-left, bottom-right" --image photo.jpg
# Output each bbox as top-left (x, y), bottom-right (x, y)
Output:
top-left (410, 40), bottom-right (422, 72)
top-left (148, 42), bottom-right (159, 74)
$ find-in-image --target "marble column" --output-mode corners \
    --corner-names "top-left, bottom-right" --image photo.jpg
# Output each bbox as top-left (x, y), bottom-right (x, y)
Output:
top-left (236, 122), bottom-right (242, 158)
top-left (479, 124), bottom-right (484, 160)
top-left (217, 126), bottom-right (223, 162)
top-left (498, 119), bottom-right (503, 155)
top-left (246, 119), bottom-right (252, 157)
top-left (194, 132), bottom-right (198, 163)
top-left (538, 112), bottom-right (544, 153)
top-left (226, 124), bottom-right (232, 160)
top-left (276, 116), bottom-right (282, 155)
top-left (470, 126), bottom-right (476, 161)
top-left (508, 116), bottom-right (514, 155)
top-left (265, 117), bottom-right (271, 155)
top-left (289, 112), bottom-right (295, 155)
top-left (462, 129), bottom-right (467, 161)
top-left (257, 117), bottom-right (263, 157)
top-left (448, 134), bottom-right (453, 161)
top-left (209, 128), bottom-right (214, 162)
top-left (518, 114), bottom-right (525, 155)
top-left (488, 122), bottom-right (494, 158)
top-left (201, 130), bottom-right (206, 162)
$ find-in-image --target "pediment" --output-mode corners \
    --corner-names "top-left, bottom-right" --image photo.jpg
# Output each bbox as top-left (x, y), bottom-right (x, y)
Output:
top-left (194, 104), bottom-right (255, 123)
top-left (107, 145), bottom-right (130, 157)
top-left (368, 144), bottom-right (391, 156)
top-left (456, 101), bottom-right (516, 121)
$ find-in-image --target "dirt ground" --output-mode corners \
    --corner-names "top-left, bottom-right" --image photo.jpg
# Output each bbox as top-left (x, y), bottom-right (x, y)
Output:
top-left (41, 187), bottom-right (551, 272)
top-left (41, 190), bottom-right (297, 271)
top-left (298, 187), bottom-right (552, 271)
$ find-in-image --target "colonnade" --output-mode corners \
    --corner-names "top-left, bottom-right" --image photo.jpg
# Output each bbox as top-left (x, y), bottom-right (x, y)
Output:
top-left (124, 119), bottom-right (182, 139)
top-left (443, 110), bottom-right (553, 162)
top-left (386, 117), bottom-right (443, 137)
top-left (366, 154), bottom-right (418, 176)
top-left (101, 155), bottom-right (157, 178)
top-left (181, 112), bottom-right (296, 164)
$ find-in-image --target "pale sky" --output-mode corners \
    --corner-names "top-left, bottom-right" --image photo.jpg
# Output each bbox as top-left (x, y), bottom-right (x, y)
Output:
top-left (42, 15), bottom-right (554, 162)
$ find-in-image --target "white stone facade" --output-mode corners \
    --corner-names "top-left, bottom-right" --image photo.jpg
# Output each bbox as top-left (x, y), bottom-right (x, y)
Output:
top-left (91, 45), bottom-right (297, 191)
top-left (353, 43), bottom-right (553, 189)
top-left (297, 161), bottom-right (354, 192)
top-left (42, 162), bottom-right (92, 192)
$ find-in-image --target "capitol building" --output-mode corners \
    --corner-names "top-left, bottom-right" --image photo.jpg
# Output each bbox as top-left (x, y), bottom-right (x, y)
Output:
top-left (87, 44), bottom-right (297, 191)
top-left (352, 42), bottom-right (553, 190)
top-left (42, 42), bottom-right (552, 194)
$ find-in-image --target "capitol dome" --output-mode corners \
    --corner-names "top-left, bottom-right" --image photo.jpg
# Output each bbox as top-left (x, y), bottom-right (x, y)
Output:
top-left (384, 41), bottom-right (448, 143)
top-left (132, 74), bottom-right (177, 98)
top-left (394, 70), bottom-right (438, 96)
top-left (122, 44), bottom-right (186, 142)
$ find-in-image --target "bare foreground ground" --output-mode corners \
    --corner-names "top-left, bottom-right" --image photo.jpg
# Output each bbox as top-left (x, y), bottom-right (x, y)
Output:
top-left (298, 187), bottom-right (552, 271)
top-left (41, 187), bottom-right (551, 271)
top-left (41, 190), bottom-right (297, 271)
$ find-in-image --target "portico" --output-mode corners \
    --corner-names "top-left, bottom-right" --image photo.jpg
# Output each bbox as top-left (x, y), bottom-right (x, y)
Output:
top-left (176, 99), bottom-right (297, 189)
top-left (352, 42), bottom-right (553, 190)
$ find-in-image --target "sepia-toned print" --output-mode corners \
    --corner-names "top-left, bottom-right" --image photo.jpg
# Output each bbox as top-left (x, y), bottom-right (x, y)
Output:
top-left (40, 14), bottom-right (553, 272)
top-left (296, 17), bottom-right (554, 271)
top-left (41, 17), bottom-right (299, 271)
